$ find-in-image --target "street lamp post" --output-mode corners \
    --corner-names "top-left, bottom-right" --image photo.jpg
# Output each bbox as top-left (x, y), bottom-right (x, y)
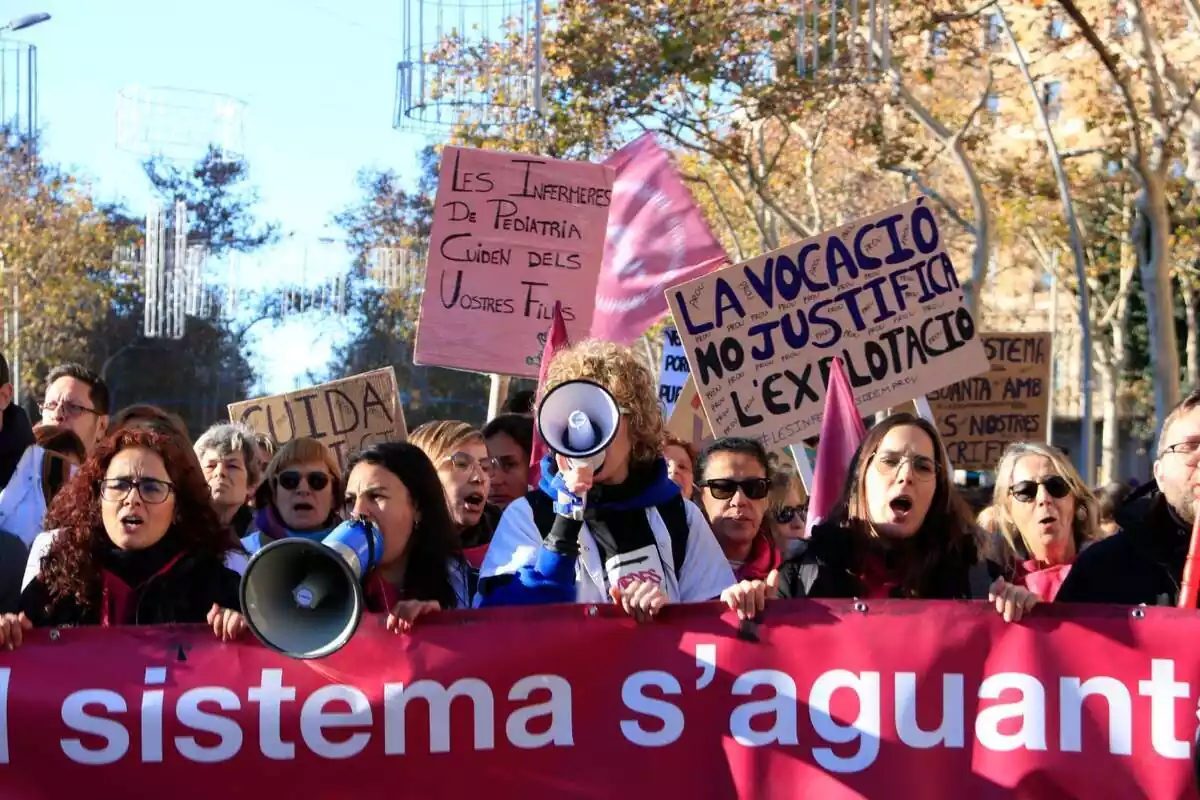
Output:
top-left (0, 11), bottom-right (49, 405)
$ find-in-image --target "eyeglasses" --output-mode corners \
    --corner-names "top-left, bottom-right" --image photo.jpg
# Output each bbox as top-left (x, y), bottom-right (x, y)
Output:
top-left (1161, 441), bottom-right (1200, 462)
top-left (99, 477), bottom-right (174, 505)
top-left (277, 470), bottom-right (331, 492)
top-left (871, 451), bottom-right (938, 482)
top-left (39, 398), bottom-right (98, 419)
top-left (442, 452), bottom-right (499, 478)
top-left (699, 478), bottom-right (771, 501)
top-left (1010, 476), bottom-right (1071, 504)
top-left (774, 504), bottom-right (806, 524)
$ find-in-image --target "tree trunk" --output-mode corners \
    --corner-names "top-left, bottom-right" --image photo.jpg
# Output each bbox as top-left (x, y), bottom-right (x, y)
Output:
top-left (1098, 345), bottom-right (1118, 484)
top-left (1136, 176), bottom-right (1182, 433)
top-left (1184, 274), bottom-right (1199, 390)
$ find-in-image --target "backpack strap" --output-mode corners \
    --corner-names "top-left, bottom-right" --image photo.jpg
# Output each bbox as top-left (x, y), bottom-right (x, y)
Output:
top-left (41, 452), bottom-right (69, 509)
top-left (655, 494), bottom-right (690, 580)
top-left (529, 490), bottom-right (690, 582)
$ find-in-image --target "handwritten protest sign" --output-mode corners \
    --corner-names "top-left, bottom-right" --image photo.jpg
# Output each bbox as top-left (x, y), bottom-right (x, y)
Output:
top-left (414, 146), bottom-right (615, 377)
top-left (228, 368), bottom-right (406, 473)
top-left (665, 198), bottom-right (989, 449)
top-left (658, 327), bottom-right (689, 419)
top-left (928, 332), bottom-right (1053, 471)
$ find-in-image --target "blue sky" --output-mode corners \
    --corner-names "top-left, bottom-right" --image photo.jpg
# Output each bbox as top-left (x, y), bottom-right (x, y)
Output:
top-left (13, 0), bottom-right (428, 393)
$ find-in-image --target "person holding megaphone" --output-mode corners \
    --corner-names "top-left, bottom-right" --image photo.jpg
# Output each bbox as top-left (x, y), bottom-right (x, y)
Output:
top-left (476, 341), bottom-right (734, 617)
top-left (237, 442), bottom-right (473, 656)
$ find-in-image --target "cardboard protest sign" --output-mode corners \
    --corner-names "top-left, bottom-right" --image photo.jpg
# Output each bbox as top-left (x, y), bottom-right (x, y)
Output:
top-left (658, 326), bottom-right (689, 419)
top-left (665, 198), bottom-right (990, 449)
top-left (664, 376), bottom-right (715, 454)
top-left (228, 368), bottom-right (407, 473)
top-left (414, 146), bottom-right (615, 377)
top-left (928, 332), bottom-right (1053, 471)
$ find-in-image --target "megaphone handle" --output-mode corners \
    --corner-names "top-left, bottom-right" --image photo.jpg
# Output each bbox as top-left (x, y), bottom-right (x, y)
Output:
top-left (571, 490), bottom-right (587, 521)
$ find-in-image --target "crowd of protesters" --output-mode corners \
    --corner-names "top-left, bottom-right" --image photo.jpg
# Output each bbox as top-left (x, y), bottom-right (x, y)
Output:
top-left (0, 338), bottom-right (1197, 649)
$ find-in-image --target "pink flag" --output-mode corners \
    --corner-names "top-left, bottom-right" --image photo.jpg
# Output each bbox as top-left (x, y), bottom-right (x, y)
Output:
top-left (805, 358), bottom-right (869, 538)
top-left (528, 302), bottom-right (571, 487)
top-left (591, 133), bottom-right (728, 343)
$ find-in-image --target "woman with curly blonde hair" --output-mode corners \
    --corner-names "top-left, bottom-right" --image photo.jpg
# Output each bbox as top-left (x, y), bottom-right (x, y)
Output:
top-left (477, 340), bottom-right (733, 618)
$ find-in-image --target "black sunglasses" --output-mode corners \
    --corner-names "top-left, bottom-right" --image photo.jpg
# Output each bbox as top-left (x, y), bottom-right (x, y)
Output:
top-left (700, 478), bottom-right (771, 501)
top-left (277, 470), bottom-right (331, 492)
top-left (1010, 476), bottom-right (1071, 504)
top-left (774, 504), bottom-right (806, 524)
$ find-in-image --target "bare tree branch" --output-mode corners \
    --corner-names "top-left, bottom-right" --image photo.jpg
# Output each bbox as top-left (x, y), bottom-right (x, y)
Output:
top-left (1061, 147), bottom-right (1105, 160)
top-left (686, 172), bottom-right (748, 262)
top-left (951, 67), bottom-right (996, 147)
top-left (884, 165), bottom-right (976, 235)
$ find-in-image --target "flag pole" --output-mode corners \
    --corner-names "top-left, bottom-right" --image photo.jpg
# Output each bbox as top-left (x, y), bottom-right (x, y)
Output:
top-left (487, 373), bottom-right (510, 421)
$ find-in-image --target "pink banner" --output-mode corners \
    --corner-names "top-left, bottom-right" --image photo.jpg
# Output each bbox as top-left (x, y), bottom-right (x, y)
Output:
top-left (2, 602), bottom-right (1199, 799)
top-left (414, 147), bottom-right (614, 377)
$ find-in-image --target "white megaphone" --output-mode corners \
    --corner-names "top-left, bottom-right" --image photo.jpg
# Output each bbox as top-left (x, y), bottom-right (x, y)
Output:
top-left (537, 379), bottom-right (621, 520)
top-left (239, 517), bottom-right (383, 659)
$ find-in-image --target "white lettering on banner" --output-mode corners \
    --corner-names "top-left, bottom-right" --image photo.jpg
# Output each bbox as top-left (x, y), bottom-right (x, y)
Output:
top-left (60, 689), bottom-right (129, 765)
top-left (620, 671), bottom-right (684, 747)
top-left (1, 656), bottom-right (1191, 768)
top-left (895, 672), bottom-right (965, 749)
top-left (175, 687), bottom-right (244, 763)
top-left (302, 685), bottom-right (373, 759)
top-left (0, 668), bottom-right (8, 764)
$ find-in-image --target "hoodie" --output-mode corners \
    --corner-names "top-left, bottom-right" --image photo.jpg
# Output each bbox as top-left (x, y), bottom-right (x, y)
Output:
top-left (1057, 480), bottom-right (1189, 606)
top-left (476, 455), bottom-right (733, 606)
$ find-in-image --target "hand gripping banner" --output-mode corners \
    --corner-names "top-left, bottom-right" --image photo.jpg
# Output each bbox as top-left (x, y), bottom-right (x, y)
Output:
top-left (1, 600), bottom-right (1199, 799)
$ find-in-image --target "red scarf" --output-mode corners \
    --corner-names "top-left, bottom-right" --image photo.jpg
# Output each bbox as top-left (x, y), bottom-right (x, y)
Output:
top-left (1014, 560), bottom-right (1073, 602)
top-left (857, 551), bottom-right (900, 599)
top-left (734, 530), bottom-right (781, 582)
top-left (99, 553), bottom-right (186, 627)
top-left (462, 544), bottom-right (489, 570)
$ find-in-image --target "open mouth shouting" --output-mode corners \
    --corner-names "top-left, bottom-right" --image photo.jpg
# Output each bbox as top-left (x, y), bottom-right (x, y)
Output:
top-left (887, 494), bottom-right (914, 520)
top-left (118, 511), bottom-right (145, 534)
top-left (462, 492), bottom-right (486, 516)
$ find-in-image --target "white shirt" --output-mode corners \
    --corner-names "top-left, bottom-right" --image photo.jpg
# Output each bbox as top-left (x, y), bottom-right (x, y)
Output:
top-left (0, 445), bottom-right (73, 548)
top-left (478, 496), bottom-right (734, 604)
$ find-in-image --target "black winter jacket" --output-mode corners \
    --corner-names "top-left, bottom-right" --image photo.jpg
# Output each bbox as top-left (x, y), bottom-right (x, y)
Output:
top-left (1057, 481), bottom-right (1188, 607)
top-left (777, 521), bottom-right (999, 600)
top-left (19, 550), bottom-right (241, 627)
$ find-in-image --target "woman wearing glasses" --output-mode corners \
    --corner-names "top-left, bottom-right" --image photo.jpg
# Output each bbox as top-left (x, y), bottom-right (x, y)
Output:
top-left (768, 471), bottom-right (808, 558)
top-left (695, 437), bottom-right (781, 582)
top-left (409, 421), bottom-right (501, 567)
top-left (0, 428), bottom-right (245, 648)
top-left (987, 442), bottom-right (1097, 602)
top-left (769, 414), bottom-right (1036, 621)
top-left (241, 438), bottom-right (342, 555)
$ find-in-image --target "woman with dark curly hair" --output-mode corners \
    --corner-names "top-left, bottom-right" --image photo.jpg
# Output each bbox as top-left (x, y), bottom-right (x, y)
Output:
top-left (0, 428), bottom-right (246, 648)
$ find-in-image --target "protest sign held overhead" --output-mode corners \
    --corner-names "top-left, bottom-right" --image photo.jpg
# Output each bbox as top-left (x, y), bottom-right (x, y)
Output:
top-left (414, 146), bottom-right (615, 377)
top-left (658, 326), bottom-right (689, 419)
top-left (665, 198), bottom-right (990, 449)
top-left (664, 375), bottom-right (714, 454)
top-left (928, 332), bottom-right (1053, 471)
top-left (228, 367), bottom-right (406, 473)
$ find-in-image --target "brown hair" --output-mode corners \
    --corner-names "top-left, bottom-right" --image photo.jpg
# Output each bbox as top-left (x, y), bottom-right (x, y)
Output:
top-left (37, 428), bottom-right (230, 614)
top-left (408, 420), bottom-right (485, 467)
top-left (662, 435), bottom-right (697, 470)
top-left (543, 339), bottom-right (663, 465)
top-left (831, 413), bottom-right (981, 597)
top-left (110, 404), bottom-right (190, 444)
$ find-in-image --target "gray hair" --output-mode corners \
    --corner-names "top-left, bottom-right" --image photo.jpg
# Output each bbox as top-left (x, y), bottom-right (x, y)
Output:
top-left (194, 422), bottom-right (263, 487)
